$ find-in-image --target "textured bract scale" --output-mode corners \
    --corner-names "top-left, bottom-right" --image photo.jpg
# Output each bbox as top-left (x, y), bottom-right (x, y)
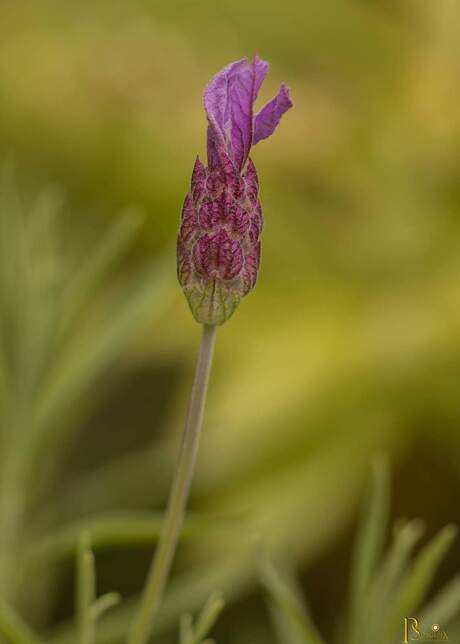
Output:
top-left (177, 156), bottom-right (262, 325)
top-left (177, 56), bottom-right (292, 325)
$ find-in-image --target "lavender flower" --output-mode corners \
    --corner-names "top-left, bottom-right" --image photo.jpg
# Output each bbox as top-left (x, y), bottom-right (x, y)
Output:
top-left (177, 56), bottom-right (292, 325)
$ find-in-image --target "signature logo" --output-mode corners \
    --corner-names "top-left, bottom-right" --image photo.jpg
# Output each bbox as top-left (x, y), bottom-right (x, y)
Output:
top-left (403, 618), bottom-right (448, 642)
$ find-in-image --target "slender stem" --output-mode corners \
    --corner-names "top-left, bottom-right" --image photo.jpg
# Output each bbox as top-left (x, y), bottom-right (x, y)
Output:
top-left (128, 324), bottom-right (217, 644)
top-left (77, 533), bottom-right (96, 644)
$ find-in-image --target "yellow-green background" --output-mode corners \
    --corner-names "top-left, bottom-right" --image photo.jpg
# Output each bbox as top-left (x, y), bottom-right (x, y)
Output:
top-left (0, 0), bottom-right (459, 642)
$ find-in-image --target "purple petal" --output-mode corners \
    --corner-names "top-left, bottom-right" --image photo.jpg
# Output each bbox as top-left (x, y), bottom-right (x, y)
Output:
top-left (253, 84), bottom-right (293, 145)
top-left (204, 56), bottom-right (269, 171)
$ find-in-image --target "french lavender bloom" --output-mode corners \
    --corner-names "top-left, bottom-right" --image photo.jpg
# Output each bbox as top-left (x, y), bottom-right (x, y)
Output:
top-left (177, 56), bottom-right (292, 325)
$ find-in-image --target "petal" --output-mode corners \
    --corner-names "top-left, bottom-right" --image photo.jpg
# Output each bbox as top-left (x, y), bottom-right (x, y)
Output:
top-left (204, 56), bottom-right (269, 170)
top-left (204, 58), bottom-right (247, 142)
top-left (253, 84), bottom-right (293, 145)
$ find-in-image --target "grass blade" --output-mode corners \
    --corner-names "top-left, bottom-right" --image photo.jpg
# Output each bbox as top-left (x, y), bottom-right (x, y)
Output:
top-left (180, 614), bottom-right (193, 644)
top-left (60, 210), bottom-right (141, 332)
top-left (0, 599), bottom-right (42, 644)
top-left (421, 571), bottom-right (460, 628)
top-left (348, 457), bottom-right (390, 642)
top-left (26, 512), bottom-right (244, 565)
top-left (386, 525), bottom-right (457, 639)
top-left (191, 593), bottom-right (225, 644)
top-left (48, 555), bottom-right (255, 644)
top-left (90, 594), bottom-right (121, 622)
top-left (260, 559), bottom-right (324, 644)
top-left (77, 533), bottom-right (96, 644)
top-left (32, 247), bottom-right (175, 449)
top-left (356, 519), bottom-right (424, 644)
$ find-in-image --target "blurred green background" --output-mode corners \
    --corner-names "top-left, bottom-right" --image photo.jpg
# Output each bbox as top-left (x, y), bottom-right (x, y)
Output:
top-left (0, 0), bottom-right (460, 642)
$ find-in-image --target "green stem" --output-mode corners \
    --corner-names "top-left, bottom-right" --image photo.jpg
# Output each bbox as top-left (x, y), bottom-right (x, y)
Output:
top-left (77, 533), bottom-right (96, 644)
top-left (128, 324), bottom-right (217, 644)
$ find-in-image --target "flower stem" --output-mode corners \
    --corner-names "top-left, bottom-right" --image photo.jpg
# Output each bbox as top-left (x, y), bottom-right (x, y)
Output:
top-left (128, 324), bottom-right (217, 644)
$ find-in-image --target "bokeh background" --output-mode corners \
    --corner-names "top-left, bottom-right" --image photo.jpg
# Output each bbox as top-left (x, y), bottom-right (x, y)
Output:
top-left (0, 0), bottom-right (460, 642)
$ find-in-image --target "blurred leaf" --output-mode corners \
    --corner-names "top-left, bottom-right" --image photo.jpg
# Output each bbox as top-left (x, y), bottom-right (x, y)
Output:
top-left (386, 525), bottom-right (457, 639)
top-left (421, 573), bottom-right (460, 628)
top-left (75, 533), bottom-right (120, 644)
top-left (180, 614), bottom-right (193, 644)
top-left (259, 559), bottom-right (324, 644)
top-left (348, 457), bottom-right (390, 642)
top-left (41, 442), bottom-right (174, 525)
top-left (191, 592), bottom-right (224, 644)
top-left (356, 519), bottom-right (424, 644)
top-left (59, 209), bottom-right (141, 333)
top-left (49, 554), bottom-right (256, 644)
top-left (0, 172), bottom-right (62, 401)
top-left (26, 512), bottom-right (247, 565)
top-left (0, 598), bottom-right (42, 644)
top-left (0, 174), bottom-right (65, 597)
top-left (180, 592), bottom-right (224, 644)
top-left (90, 594), bottom-right (121, 622)
top-left (32, 246), bottom-right (175, 450)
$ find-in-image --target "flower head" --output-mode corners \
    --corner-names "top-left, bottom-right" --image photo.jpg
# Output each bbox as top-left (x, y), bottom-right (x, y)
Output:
top-left (177, 56), bottom-right (292, 325)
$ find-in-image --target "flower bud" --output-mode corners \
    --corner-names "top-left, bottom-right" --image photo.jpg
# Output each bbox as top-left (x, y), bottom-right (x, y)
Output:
top-left (177, 156), bottom-right (261, 325)
top-left (177, 56), bottom-right (292, 325)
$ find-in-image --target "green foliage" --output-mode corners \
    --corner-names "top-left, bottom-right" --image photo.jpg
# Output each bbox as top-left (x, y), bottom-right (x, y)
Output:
top-left (261, 462), bottom-right (460, 644)
top-left (76, 534), bottom-right (120, 644)
top-left (356, 519), bottom-right (424, 643)
top-left (348, 457), bottom-right (390, 641)
top-left (179, 593), bottom-right (224, 644)
top-left (26, 512), bottom-right (243, 567)
top-left (0, 599), bottom-right (43, 644)
top-left (0, 172), bottom-right (175, 640)
top-left (259, 559), bottom-right (324, 644)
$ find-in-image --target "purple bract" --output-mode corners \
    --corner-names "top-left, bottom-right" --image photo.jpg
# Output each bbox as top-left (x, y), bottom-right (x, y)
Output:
top-left (177, 56), bottom-right (292, 325)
